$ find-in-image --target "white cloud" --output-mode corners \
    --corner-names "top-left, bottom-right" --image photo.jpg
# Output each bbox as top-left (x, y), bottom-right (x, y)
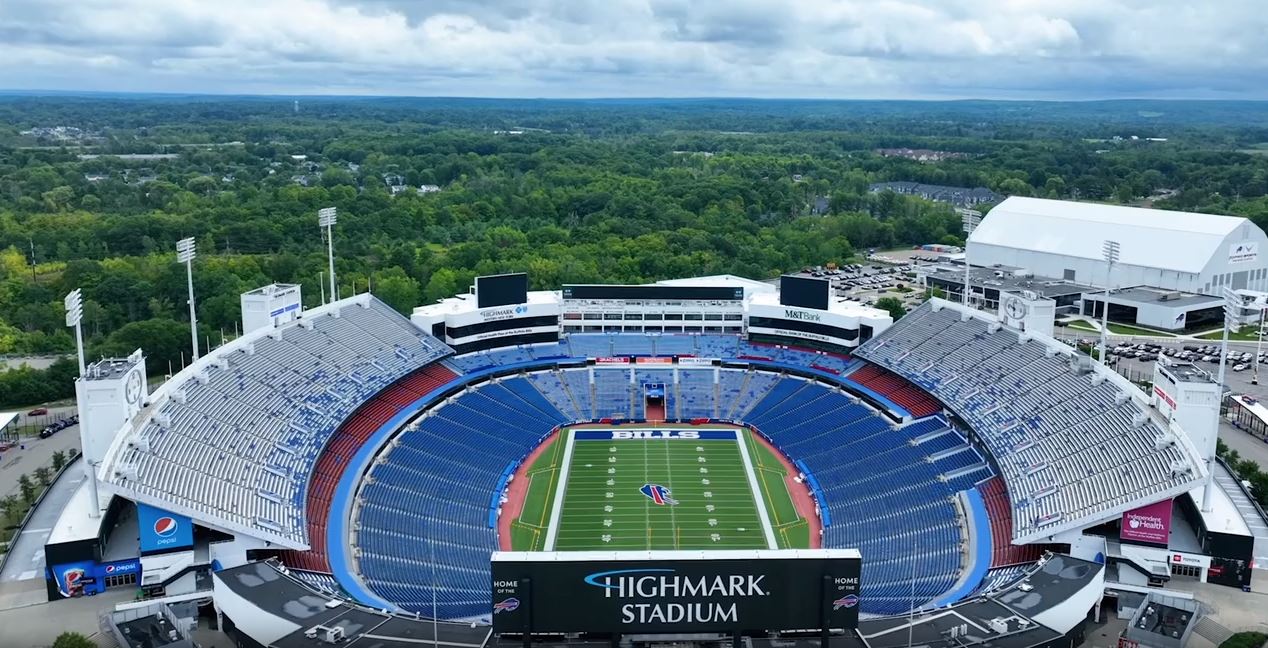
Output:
top-left (0, 0), bottom-right (1263, 98)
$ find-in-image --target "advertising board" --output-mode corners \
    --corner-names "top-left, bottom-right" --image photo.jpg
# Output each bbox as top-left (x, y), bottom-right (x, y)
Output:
top-left (491, 550), bottom-right (861, 634)
top-left (1120, 499), bottom-right (1172, 546)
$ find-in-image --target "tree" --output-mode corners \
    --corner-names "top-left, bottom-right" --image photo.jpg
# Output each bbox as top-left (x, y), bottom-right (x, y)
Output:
top-left (0, 494), bottom-right (23, 522)
top-left (875, 297), bottom-right (907, 320)
top-left (52, 632), bottom-right (96, 648)
top-left (372, 267), bottom-right (422, 315)
top-left (51, 450), bottom-right (66, 471)
top-left (17, 474), bottom-right (36, 504)
top-left (32, 466), bottom-right (52, 488)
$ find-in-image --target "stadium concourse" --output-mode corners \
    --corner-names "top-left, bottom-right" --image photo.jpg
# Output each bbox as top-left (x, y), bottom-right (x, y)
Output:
top-left (39, 273), bottom-right (1230, 647)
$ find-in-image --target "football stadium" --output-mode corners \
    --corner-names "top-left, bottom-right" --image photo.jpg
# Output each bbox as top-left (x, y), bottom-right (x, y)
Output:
top-left (30, 266), bottom-right (1264, 648)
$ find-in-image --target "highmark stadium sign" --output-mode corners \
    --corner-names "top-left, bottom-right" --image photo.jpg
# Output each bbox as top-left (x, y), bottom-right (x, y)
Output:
top-left (490, 550), bottom-right (861, 634)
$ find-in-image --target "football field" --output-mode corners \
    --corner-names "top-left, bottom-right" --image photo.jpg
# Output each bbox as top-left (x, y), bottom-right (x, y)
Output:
top-left (543, 427), bottom-right (777, 551)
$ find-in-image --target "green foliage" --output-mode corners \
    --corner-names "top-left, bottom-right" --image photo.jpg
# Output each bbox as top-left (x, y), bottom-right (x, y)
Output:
top-left (17, 474), bottom-right (35, 504)
top-left (32, 466), bottom-right (52, 488)
top-left (0, 357), bottom-right (77, 408)
top-left (51, 450), bottom-right (66, 471)
top-left (1219, 632), bottom-right (1268, 648)
top-left (1216, 443), bottom-right (1268, 509)
top-left (0, 96), bottom-right (1266, 381)
top-left (51, 632), bottom-right (96, 648)
top-left (874, 297), bottom-right (907, 320)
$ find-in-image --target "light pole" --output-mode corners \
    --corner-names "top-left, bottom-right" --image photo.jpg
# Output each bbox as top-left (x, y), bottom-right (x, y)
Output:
top-left (961, 211), bottom-right (981, 307)
top-left (1202, 288), bottom-right (1240, 512)
top-left (64, 289), bottom-right (85, 377)
top-left (1098, 240), bottom-right (1120, 366)
top-left (1255, 305), bottom-right (1265, 386)
top-left (318, 207), bottom-right (338, 304)
top-left (176, 237), bottom-right (199, 362)
top-left (64, 289), bottom-right (98, 518)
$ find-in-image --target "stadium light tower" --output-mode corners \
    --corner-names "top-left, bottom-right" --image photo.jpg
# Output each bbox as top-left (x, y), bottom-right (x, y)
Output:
top-left (960, 211), bottom-right (981, 307)
top-left (318, 207), bottom-right (338, 304)
top-left (64, 288), bottom-right (86, 377)
top-left (1203, 288), bottom-right (1243, 512)
top-left (1098, 240), bottom-right (1120, 366)
top-left (177, 237), bottom-right (199, 361)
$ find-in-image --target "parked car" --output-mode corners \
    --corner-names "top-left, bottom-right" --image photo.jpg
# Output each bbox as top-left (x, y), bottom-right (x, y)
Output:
top-left (27, 407), bottom-right (48, 416)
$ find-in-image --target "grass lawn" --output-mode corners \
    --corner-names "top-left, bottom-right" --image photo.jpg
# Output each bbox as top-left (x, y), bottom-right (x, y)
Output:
top-left (1197, 328), bottom-right (1265, 341)
top-left (1064, 319), bottom-right (1175, 337)
top-left (1107, 322), bottom-right (1175, 337)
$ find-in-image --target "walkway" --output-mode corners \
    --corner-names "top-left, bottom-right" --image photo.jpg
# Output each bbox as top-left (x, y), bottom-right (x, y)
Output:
top-left (1, 459), bottom-right (85, 584)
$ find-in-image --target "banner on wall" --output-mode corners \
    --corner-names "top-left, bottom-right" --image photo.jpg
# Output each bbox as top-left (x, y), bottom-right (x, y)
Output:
top-left (137, 503), bottom-right (194, 553)
top-left (1120, 499), bottom-right (1172, 545)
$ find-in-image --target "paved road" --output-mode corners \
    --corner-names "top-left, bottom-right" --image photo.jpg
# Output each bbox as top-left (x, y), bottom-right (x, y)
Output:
top-left (0, 424), bottom-right (81, 499)
top-left (1219, 421), bottom-right (1268, 469)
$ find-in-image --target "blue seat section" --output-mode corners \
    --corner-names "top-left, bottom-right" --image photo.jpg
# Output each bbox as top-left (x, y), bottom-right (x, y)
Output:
top-left (652, 335), bottom-right (698, 356)
top-left (677, 368), bottom-right (716, 419)
top-left (523, 370), bottom-right (586, 422)
top-left (593, 369), bottom-right (632, 418)
top-left (356, 376), bottom-right (566, 619)
top-left (744, 379), bottom-right (987, 615)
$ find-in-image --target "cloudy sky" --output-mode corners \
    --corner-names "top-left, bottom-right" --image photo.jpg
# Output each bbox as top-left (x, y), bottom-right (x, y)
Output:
top-left (0, 0), bottom-right (1265, 99)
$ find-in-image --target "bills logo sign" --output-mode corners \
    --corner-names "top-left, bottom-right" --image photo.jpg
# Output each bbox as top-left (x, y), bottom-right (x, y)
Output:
top-left (833, 594), bottom-right (859, 610)
top-left (493, 597), bottom-right (520, 614)
top-left (640, 483), bottom-right (679, 506)
top-left (612, 430), bottom-right (700, 440)
top-left (1230, 242), bottom-right (1259, 264)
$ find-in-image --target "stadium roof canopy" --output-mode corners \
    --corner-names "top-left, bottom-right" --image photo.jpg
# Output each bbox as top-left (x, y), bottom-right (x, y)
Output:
top-left (970, 197), bottom-right (1253, 274)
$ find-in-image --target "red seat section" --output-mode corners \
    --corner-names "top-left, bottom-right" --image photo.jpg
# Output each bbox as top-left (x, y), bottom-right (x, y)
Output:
top-left (279, 363), bottom-right (459, 573)
top-left (979, 476), bottom-right (1045, 567)
top-left (850, 363), bottom-right (942, 418)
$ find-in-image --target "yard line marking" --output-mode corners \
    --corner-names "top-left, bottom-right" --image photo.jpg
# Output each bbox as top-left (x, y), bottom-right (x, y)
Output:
top-left (735, 429), bottom-right (779, 549)
top-left (542, 428), bottom-right (576, 550)
top-left (663, 439), bottom-right (679, 550)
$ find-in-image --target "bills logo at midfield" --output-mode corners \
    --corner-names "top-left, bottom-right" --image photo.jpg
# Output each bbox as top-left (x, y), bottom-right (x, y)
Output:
top-left (493, 598), bottom-right (520, 614)
top-left (153, 516), bottom-right (179, 538)
top-left (640, 483), bottom-right (678, 506)
top-left (833, 594), bottom-right (860, 610)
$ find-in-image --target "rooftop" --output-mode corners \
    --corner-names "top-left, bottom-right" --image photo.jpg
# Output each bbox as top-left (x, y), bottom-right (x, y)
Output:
top-left (84, 353), bottom-right (142, 382)
top-left (1097, 286), bottom-right (1221, 309)
top-left (970, 197), bottom-right (1260, 274)
top-left (1158, 360), bottom-right (1216, 385)
top-left (921, 264), bottom-right (1099, 298)
top-left (749, 290), bottom-right (890, 318)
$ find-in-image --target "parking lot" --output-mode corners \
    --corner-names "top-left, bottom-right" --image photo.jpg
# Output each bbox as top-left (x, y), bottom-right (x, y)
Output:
top-left (1052, 332), bottom-right (1268, 399)
top-left (793, 260), bottom-right (926, 312)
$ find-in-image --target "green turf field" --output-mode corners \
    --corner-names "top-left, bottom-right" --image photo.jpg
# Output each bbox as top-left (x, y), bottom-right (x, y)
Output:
top-left (511, 426), bottom-right (812, 551)
top-left (535, 427), bottom-right (776, 550)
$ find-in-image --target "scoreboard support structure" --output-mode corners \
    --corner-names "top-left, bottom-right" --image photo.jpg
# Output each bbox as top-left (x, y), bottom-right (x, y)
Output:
top-left (492, 549), bottom-right (861, 646)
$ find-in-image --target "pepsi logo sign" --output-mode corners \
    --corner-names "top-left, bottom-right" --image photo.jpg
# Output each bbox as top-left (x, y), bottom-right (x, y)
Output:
top-left (153, 516), bottom-right (179, 543)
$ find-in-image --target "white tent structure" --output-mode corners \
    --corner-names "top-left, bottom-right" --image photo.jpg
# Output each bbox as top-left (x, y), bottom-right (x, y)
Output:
top-left (968, 197), bottom-right (1268, 295)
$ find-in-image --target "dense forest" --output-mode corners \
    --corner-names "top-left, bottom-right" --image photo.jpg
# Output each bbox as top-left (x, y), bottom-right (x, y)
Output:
top-left (1, 96), bottom-right (1268, 405)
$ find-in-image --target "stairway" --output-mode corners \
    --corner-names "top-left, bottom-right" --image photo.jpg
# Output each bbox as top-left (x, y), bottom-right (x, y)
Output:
top-left (1192, 616), bottom-right (1233, 646)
